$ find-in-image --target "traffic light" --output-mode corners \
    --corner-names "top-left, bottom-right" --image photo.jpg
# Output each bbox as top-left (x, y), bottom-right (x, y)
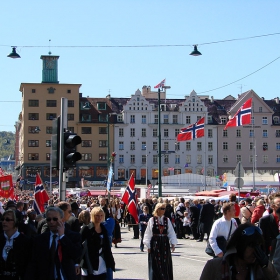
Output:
top-left (51, 116), bottom-right (60, 168)
top-left (63, 132), bottom-right (82, 169)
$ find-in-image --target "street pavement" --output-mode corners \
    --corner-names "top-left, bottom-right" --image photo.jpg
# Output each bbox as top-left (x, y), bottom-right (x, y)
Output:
top-left (111, 226), bottom-right (212, 280)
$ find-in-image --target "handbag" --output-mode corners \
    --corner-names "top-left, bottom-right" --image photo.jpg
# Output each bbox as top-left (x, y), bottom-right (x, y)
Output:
top-left (205, 220), bottom-right (232, 257)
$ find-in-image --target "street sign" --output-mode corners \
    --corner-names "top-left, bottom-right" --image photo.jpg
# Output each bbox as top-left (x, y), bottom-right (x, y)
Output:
top-left (234, 177), bottom-right (244, 188)
top-left (234, 161), bottom-right (245, 177)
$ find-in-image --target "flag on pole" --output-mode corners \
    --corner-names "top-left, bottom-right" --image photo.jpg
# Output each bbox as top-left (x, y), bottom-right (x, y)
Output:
top-left (121, 174), bottom-right (138, 223)
top-left (154, 79), bottom-right (166, 89)
top-left (106, 164), bottom-right (113, 192)
top-left (224, 98), bottom-right (252, 130)
top-left (177, 117), bottom-right (205, 141)
top-left (34, 173), bottom-right (49, 214)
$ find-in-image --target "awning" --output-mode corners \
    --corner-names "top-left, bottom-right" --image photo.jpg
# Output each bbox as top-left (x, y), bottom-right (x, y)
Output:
top-left (87, 190), bottom-right (122, 197)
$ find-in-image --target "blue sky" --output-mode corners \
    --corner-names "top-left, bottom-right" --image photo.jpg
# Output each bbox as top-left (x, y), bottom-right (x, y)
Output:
top-left (1, 0), bottom-right (280, 132)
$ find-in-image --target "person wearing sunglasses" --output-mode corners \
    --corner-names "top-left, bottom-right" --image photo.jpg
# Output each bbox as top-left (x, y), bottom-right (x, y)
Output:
top-left (26, 206), bottom-right (82, 280)
top-left (200, 223), bottom-right (280, 280)
top-left (0, 209), bottom-right (31, 280)
top-left (143, 203), bottom-right (177, 280)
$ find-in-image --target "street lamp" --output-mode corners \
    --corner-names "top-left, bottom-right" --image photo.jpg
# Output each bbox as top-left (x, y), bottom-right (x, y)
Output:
top-left (158, 85), bottom-right (171, 197)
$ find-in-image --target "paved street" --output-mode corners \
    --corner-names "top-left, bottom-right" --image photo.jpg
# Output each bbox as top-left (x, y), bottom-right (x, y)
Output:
top-left (111, 226), bottom-right (212, 280)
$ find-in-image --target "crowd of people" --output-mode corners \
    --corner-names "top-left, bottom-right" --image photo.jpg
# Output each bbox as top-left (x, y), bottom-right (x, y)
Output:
top-left (2, 190), bottom-right (280, 279)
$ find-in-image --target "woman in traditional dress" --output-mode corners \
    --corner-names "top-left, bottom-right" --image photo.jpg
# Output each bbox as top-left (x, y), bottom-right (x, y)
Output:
top-left (143, 202), bottom-right (177, 280)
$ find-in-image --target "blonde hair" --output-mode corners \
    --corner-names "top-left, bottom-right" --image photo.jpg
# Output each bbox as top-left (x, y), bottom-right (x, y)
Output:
top-left (153, 203), bottom-right (166, 217)
top-left (90, 207), bottom-right (105, 223)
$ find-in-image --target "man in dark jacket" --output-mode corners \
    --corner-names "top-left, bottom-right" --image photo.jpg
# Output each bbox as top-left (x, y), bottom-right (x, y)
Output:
top-left (189, 199), bottom-right (200, 240)
top-left (197, 199), bottom-right (215, 242)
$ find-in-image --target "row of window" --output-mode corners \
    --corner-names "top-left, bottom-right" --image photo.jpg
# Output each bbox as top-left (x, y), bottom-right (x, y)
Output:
top-left (29, 153), bottom-right (93, 161)
top-left (29, 100), bottom-right (74, 107)
top-left (29, 113), bottom-right (74, 121)
top-left (222, 155), bottom-right (280, 163)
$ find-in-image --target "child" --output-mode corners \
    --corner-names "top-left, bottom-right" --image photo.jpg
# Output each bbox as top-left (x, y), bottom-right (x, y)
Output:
top-left (183, 210), bottom-right (191, 239)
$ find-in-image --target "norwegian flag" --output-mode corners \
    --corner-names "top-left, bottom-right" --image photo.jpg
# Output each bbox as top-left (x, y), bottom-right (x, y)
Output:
top-left (176, 117), bottom-right (205, 141)
top-left (121, 174), bottom-right (138, 223)
top-left (154, 79), bottom-right (166, 89)
top-left (224, 98), bottom-right (252, 130)
top-left (34, 173), bottom-right (49, 214)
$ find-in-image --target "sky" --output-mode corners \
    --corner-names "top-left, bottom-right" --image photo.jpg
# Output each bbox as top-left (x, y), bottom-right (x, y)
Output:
top-left (1, 0), bottom-right (280, 132)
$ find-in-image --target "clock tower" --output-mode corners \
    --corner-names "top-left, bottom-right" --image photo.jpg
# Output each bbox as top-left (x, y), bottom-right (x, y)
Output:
top-left (40, 54), bottom-right (59, 83)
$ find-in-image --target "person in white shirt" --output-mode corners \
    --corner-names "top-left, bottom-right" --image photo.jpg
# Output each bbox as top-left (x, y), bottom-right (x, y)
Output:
top-left (143, 203), bottom-right (177, 280)
top-left (209, 202), bottom-right (238, 258)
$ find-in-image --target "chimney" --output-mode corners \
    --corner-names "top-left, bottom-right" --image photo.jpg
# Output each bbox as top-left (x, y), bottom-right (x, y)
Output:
top-left (275, 97), bottom-right (279, 104)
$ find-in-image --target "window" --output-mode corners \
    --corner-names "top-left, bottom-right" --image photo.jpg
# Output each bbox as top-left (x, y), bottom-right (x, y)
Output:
top-left (142, 155), bottom-right (146, 164)
top-left (197, 142), bottom-right (202, 151)
top-left (208, 129), bottom-right (213, 138)
top-left (99, 115), bottom-right (107, 123)
top-left (208, 142), bottom-right (213, 151)
top-left (97, 102), bottom-right (106, 110)
top-left (174, 169), bottom-right (181, 175)
top-left (28, 153), bottom-right (39, 160)
top-left (164, 115), bottom-right (169, 124)
top-left (197, 116), bottom-right (202, 122)
top-left (28, 140), bottom-right (39, 147)
top-left (208, 155), bottom-right (213, 164)
top-left (263, 130), bottom-right (268, 137)
top-left (117, 115), bottom-right (123, 122)
top-left (46, 140), bottom-right (51, 147)
top-left (221, 117), bottom-right (227, 124)
top-left (173, 115), bottom-right (178, 124)
top-left (197, 155), bottom-right (202, 164)
top-left (175, 129), bottom-right (180, 137)
top-left (68, 100), bottom-right (74, 107)
top-left (175, 155), bottom-right (180, 164)
top-left (186, 155), bottom-right (191, 164)
top-left (276, 130), bottom-right (280, 137)
top-left (99, 127), bottom-right (107, 134)
top-left (82, 127), bottom-right (91, 134)
top-left (236, 130), bottom-right (241, 137)
top-left (29, 113), bottom-right (39, 120)
top-left (259, 107), bottom-right (262, 112)
top-left (142, 128), bottom-right (146, 137)
top-left (99, 140), bottom-right (107, 147)
top-left (249, 130), bottom-right (254, 138)
top-left (142, 142), bottom-right (146, 150)
top-left (236, 155), bottom-right (241, 162)
top-left (119, 141), bottom-right (124, 150)
top-left (29, 100), bottom-right (39, 107)
top-left (46, 153), bottom-right (50, 161)
top-left (164, 155), bottom-right (169, 164)
top-left (31, 89), bottom-right (36, 93)
top-left (263, 143), bottom-right (268, 151)
top-left (277, 155), bottom-right (280, 163)
top-left (67, 114), bottom-right (74, 121)
top-left (130, 128), bottom-right (135, 137)
top-left (249, 155), bottom-right (253, 163)
top-left (28, 126), bottom-right (40, 133)
top-left (223, 142), bottom-right (228, 150)
top-left (142, 115), bottom-right (146, 124)
top-left (263, 155), bottom-right (268, 163)
top-left (46, 113), bottom-right (56, 120)
top-left (119, 155), bottom-right (124, 164)
top-left (250, 142), bottom-right (254, 150)
top-left (119, 128), bottom-right (124, 137)
top-left (118, 168), bottom-right (125, 179)
top-left (154, 115), bottom-right (158, 124)
top-left (236, 142), bottom-right (242, 150)
top-left (186, 116), bottom-right (191, 124)
top-left (153, 142), bottom-right (157, 150)
top-left (276, 143), bottom-right (280, 151)
top-left (81, 114), bottom-right (91, 122)
top-left (130, 115), bottom-right (135, 123)
top-left (251, 116), bottom-right (254, 125)
top-left (46, 100), bottom-right (57, 107)
top-left (164, 129), bottom-right (169, 137)
top-left (82, 153), bottom-right (92, 161)
top-left (164, 142), bottom-right (169, 151)
top-left (223, 155), bottom-right (228, 163)
top-left (130, 142), bottom-right (135, 150)
top-left (81, 140), bottom-right (92, 147)
top-left (175, 142), bottom-right (180, 151)
top-left (67, 89), bottom-right (72, 94)
top-left (46, 126), bottom-right (52, 134)
top-left (223, 130), bottom-right (228, 137)
top-left (153, 129), bottom-right (157, 137)
top-left (262, 117), bottom-right (268, 125)
top-left (186, 142), bottom-right (191, 150)
top-left (99, 154), bottom-right (107, 161)
top-left (130, 155), bottom-right (135, 164)
top-left (153, 155), bottom-right (158, 164)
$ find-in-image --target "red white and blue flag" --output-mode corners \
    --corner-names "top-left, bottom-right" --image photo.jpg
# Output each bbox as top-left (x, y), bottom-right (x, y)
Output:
top-left (121, 174), bottom-right (138, 223)
top-left (176, 117), bottom-right (205, 141)
top-left (34, 173), bottom-right (49, 214)
top-left (224, 98), bottom-right (252, 130)
top-left (154, 79), bottom-right (166, 89)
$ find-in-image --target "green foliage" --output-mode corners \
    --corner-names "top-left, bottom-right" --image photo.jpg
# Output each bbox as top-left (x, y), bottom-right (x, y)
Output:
top-left (0, 131), bottom-right (15, 159)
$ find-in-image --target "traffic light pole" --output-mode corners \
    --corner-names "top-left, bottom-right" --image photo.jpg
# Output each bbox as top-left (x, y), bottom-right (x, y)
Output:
top-left (59, 98), bottom-right (68, 201)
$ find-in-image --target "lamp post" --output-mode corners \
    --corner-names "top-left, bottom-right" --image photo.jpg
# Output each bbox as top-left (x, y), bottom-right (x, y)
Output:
top-left (157, 85), bottom-right (170, 197)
